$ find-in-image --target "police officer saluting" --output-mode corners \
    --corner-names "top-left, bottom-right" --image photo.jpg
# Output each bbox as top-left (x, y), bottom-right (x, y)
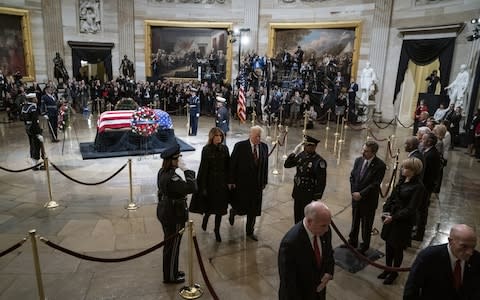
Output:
top-left (188, 88), bottom-right (200, 136)
top-left (156, 144), bottom-right (197, 284)
top-left (284, 135), bottom-right (327, 223)
top-left (20, 93), bottom-right (45, 170)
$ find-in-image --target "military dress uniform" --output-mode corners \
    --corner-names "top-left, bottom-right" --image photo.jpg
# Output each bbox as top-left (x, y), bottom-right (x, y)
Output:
top-left (156, 145), bottom-right (197, 283)
top-left (20, 93), bottom-right (44, 169)
top-left (188, 89), bottom-right (200, 136)
top-left (284, 136), bottom-right (327, 223)
top-left (41, 92), bottom-right (59, 141)
top-left (215, 96), bottom-right (229, 139)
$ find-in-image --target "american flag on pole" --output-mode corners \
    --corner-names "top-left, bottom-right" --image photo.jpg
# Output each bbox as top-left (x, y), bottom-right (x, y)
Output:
top-left (237, 69), bottom-right (247, 123)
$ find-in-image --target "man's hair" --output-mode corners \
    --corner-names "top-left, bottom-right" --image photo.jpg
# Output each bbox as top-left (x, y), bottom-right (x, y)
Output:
top-left (423, 132), bottom-right (437, 147)
top-left (365, 140), bottom-right (379, 154)
top-left (406, 136), bottom-right (420, 149)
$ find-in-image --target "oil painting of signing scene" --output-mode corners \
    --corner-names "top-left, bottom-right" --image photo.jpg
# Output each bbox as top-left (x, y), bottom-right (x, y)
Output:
top-left (147, 22), bottom-right (231, 83)
top-left (268, 22), bottom-right (362, 124)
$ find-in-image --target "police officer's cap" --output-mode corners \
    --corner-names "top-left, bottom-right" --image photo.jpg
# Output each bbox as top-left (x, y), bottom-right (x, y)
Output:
top-left (161, 144), bottom-right (181, 160)
top-left (304, 135), bottom-right (320, 145)
top-left (26, 93), bottom-right (36, 99)
top-left (216, 96), bottom-right (226, 103)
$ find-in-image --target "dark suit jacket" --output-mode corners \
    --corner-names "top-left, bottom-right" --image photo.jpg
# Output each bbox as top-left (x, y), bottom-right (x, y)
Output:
top-left (229, 139), bottom-right (268, 216)
top-left (278, 222), bottom-right (335, 300)
top-left (404, 244), bottom-right (480, 300)
top-left (350, 156), bottom-right (386, 211)
top-left (422, 146), bottom-right (441, 192)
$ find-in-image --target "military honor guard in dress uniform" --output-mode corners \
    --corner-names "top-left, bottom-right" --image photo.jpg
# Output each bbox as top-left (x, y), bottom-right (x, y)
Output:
top-left (41, 85), bottom-right (59, 142)
top-left (188, 88), bottom-right (200, 136)
top-left (284, 135), bottom-right (327, 223)
top-left (215, 96), bottom-right (229, 142)
top-left (20, 93), bottom-right (45, 170)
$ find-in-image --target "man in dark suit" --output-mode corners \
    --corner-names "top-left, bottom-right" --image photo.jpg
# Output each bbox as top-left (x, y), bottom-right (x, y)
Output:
top-left (404, 224), bottom-right (480, 300)
top-left (345, 141), bottom-right (386, 253)
top-left (278, 201), bottom-right (334, 300)
top-left (347, 79), bottom-right (358, 123)
top-left (404, 136), bottom-right (425, 180)
top-left (229, 125), bottom-right (268, 241)
top-left (412, 132), bottom-right (442, 241)
top-left (318, 88), bottom-right (335, 123)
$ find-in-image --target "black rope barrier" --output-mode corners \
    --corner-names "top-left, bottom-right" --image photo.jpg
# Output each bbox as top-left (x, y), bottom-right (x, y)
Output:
top-left (372, 118), bottom-right (395, 130)
top-left (379, 158), bottom-right (399, 199)
top-left (39, 230), bottom-right (182, 263)
top-left (330, 220), bottom-right (411, 272)
top-left (268, 143), bottom-right (278, 157)
top-left (276, 130), bottom-right (289, 147)
top-left (346, 123), bottom-right (366, 131)
top-left (0, 162), bottom-right (43, 173)
top-left (50, 162), bottom-right (127, 186)
top-left (395, 116), bottom-right (415, 129)
top-left (0, 238), bottom-right (27, 257)
top-left (192, 236), bottom-right (220, 300)
top-left (368, 129), bottom-right (389, 142)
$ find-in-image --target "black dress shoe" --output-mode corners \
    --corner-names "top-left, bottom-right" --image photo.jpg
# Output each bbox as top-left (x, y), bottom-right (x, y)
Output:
top-left (201, 216), bottom-right (208, 231)
top-left (163, 276), bottom-right (185, 284)
top-left (383, 272), bottom-right (398, 285)
top-left (177, 271), bottom-right (185, 277)
top-left (228, 209), bottom-right (235, 226)
top-left (214, 230), bottom-right (222, 242)
top-left (247, 234), bottom-right (258, 241)
top-left (377, 271), bottom-right (390, 279)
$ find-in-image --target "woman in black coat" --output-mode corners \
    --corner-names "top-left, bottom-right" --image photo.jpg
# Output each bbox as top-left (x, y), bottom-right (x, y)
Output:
top-left (379, 157), bottom-right (425, 285)
top-left (189, 127), bottom-right (230, 242)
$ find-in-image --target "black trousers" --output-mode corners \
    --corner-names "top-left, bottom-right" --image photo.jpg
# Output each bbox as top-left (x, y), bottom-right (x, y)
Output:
top-left (293, 197), bottom-right (311, 224)
top-left (385, 242), bottom-right (403, 268)
top-left (161, 222), bottom-right (184, 281)
top-left (27, 133), bottom-right (41, 160)
top-left (47, 114), bottom-right (58, 140)
top-left (349, 204), bottom-right (375, 249)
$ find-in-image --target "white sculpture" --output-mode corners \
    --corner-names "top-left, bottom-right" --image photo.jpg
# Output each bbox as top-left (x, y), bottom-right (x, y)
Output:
top-left (445, 64), bottom-right (469, 110)
top-left (360, 61), bottom-right (378, 105)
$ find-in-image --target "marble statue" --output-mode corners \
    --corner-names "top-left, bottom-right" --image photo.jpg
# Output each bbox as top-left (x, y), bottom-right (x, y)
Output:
top-left (445, 64), bottom-right (469, 110)
top-left (360, 61), bottom-right (378, 105)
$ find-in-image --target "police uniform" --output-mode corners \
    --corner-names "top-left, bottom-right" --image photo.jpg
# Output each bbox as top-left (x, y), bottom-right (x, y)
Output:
top-left (41, 91), bottom-right (59, 142)
top-left (20, 93), bottom-right (44, 169)
top-left (156, 144), bottom-right (197, 283)
top-left (188, 88), bottom-right (200, 136)
top-left (215, 96), bottom-right (229, 138)
top-left (284, 135), bottom-right (327, 223)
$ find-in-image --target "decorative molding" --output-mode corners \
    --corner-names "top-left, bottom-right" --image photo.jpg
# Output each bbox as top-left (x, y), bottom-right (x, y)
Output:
top-left (79, 0), bottom-right (102, 34)
top-left (280, 0), bottom-right (331, 3)
top-left (149, 0), bottom-right (226, 4)
top-left (67, 41), bottom-right (114, 49)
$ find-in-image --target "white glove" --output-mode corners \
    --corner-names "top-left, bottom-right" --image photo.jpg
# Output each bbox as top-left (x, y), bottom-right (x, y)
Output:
top-left (177, 159), bottom-right (187, 171)
top-left (43, 115), bottom-right (49, 120)
top-left (293, 142), bottom-right (303, 154)
top-left (36, 134), bottom-right (44, 143)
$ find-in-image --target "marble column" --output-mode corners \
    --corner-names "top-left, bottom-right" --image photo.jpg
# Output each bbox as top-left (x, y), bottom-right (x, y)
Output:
top-left (118, 0), bottom-right (135, 78)
top-left (42, 0), bottom-right (65, 81)
top-left (244, 0), bottom-right (260, 53)
top-left (369, 0), bottom-right (393, 120)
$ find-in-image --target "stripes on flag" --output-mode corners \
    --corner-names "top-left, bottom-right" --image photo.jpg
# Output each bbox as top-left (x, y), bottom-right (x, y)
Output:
top-left (97, 109), bottom-right (173, 133)
top-left (237, 69), bottom-right (247, 123)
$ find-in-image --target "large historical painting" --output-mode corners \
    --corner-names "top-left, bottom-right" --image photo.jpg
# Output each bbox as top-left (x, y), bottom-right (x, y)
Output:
top-left (268, 21), bottom-right (361, 90)
top-left (0, 7), bottom-right (34, 81)
top-left (145, 21), bottom-right (232, 82)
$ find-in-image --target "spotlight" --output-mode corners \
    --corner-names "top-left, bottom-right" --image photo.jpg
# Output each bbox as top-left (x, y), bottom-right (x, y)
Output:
top-left (471, 18), bottom-right (477, 24)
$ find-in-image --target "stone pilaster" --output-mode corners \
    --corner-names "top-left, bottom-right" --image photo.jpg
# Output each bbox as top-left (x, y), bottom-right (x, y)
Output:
top-left (244, 0), bottom-right (259, 53)
top-left (42, 0), bottom-right (65, 80)
top-left (118, 0), bottom-right (135, 76)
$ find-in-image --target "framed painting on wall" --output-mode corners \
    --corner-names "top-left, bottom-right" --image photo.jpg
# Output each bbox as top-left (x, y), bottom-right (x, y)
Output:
top-left (268, 21), bottom-right (362, 91)
top-left (144, 20), bottom-right (233, 82)
top-left (0, 7), bottom-right (35, 81)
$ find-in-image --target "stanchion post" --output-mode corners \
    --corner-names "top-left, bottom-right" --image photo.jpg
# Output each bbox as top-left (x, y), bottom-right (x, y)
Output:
top-left (29, 230), bottom-right (46, 300)
top-left (186, 104), bottom-right (190, 134)
top-left (179, 220), bottom-right (203, 299)
top-left (272, 133), bottom-right (280, 175)
top-left (302, 111), bottom-right (308, 136)
top-left (282, 126), bottom-right (289, 160)
top-left (126, 159), bottom-right (138, 210)
top-left (44, 158), bottom-right (59, 209)
top-left (334, 114), bottom-right (340, 137)
top-left (326, 110), bottom-right (331, 130)
top-left (338, 117), bottom-right (345, 144)
top-left (251, 110), bottom-right (256, 126)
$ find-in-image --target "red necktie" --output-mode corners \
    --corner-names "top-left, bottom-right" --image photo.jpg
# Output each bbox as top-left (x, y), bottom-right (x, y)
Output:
top-left (313, 236), bottom-right (322, 267)
top-left (453, 259), bottom-right (462, 289)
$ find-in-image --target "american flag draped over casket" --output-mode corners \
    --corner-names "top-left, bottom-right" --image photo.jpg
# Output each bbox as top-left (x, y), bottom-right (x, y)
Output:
top-left (97, 110), bottom-right (174, 133)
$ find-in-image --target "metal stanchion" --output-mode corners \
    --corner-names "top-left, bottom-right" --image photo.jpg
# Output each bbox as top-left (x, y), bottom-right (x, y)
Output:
top-left (29, 230), bottom-right (46, 300)
top-left (366, 127), bottom-right (371, 141)
top-left (44, 158), bottom-right (59, 209)
top-left (251, 109), bottom-right (256, 126)
top-left (337, 134), bottom-right (343, 165)
top-left (333, 115), bottom-right (340, 154)
top-left (325, 110), bottom-right (331, 130)
top-left (179, 220), bottom-right (203, 299)
top-left (265, 124), bottom-right (272, 142)
top-left (338, 117), bottom-right (346, 144)
top-left (126, 159), bottom-right (138, 210)
top-left (272, 133), bottom-right (280, 175)
top-left (302, 111), bottom-right (308, 136)
top-left (272, 118), bottom-right (278, 145)
top-left (186, 104), bottom-right (190, 135)
top-left (282, 126), bottom-right (289, 160)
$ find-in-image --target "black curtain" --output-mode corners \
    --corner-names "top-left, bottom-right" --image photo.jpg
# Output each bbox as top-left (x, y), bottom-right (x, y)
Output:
top-left (72, 48), bottom-right (112, 81)
top-left (466, 53), bottom-right (480, 131)
top-left (393, 38), bottom-right (456, 103)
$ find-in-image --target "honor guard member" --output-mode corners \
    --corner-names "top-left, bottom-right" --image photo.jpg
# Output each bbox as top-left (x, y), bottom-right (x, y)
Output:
top-left (215, 96), bottom-right (230, 141)
top-left (41, 85), bottom-right (59, 142)
top-left (20, 93), bottom-right (45, 170)
top-left (284, 135), bottom-right (327, 223)
top-left (156, 144), bottom-right (197, 284)
top-left (188, 88), bottom-right (200, 136)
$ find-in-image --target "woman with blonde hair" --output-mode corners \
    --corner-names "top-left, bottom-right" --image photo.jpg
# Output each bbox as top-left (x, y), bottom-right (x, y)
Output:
top-left (189, 127), bottom-right (230, 242)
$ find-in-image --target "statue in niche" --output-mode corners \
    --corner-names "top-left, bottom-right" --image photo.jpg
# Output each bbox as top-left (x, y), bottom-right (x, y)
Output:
top-left (360, 61), bottom-right (378, 105)
top-left (445, 64), bottom-right (469, 110)
top-left (119, 55), bottom-right (135, 78)
top-left (53, 52), bottom-right (69, 85)
top-left (79, 0), bottom-right (101, 34)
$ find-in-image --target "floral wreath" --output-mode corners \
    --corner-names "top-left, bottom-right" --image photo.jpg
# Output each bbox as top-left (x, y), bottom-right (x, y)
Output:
top-left (131, 107), bottom-right (159, 137)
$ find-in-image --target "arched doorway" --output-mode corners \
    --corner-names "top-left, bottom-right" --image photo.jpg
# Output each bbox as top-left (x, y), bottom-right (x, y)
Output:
top-left (67, 41), bottom-right (114, 82)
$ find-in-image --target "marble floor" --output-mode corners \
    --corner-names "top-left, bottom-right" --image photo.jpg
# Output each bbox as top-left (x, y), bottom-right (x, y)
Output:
top-left (0, 111), bottom-right (479, 300)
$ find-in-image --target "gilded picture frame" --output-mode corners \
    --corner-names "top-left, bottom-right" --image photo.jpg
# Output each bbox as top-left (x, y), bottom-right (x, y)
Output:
top-left (0, 7), bottom-right (35, 81)
top-left (144, 20), bottom-right (233, 82)
top-left (268, 21), bottom-right (362, 83)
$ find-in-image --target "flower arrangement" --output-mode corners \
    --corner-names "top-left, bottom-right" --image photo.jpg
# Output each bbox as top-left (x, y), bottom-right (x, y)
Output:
top-left (58, 99), bottom-right (72, 131)
top-left (131, 107), bottom-right (159, 137)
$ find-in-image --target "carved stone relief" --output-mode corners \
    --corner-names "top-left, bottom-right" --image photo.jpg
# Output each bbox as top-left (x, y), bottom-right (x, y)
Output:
top-left (79, 0), bottom-right (102, 34)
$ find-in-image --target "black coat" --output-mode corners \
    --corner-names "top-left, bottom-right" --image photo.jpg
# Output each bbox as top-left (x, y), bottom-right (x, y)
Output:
top-left (189, 144), bottom-right (230, 215)
top-left (284, 151), bottom-right (327, 200)
top-left (278, 222), bottom-right (335, 300)
top-left (229, 139), bottom-right (268, 216)
top-left (350, 156), bottom-right (386, 212)
top-left (404, 244), bottom-right (480, 300)
top-left (422, 146), bottom-right (442, 192)
top-left (381, 176), bottom-right (425, 249)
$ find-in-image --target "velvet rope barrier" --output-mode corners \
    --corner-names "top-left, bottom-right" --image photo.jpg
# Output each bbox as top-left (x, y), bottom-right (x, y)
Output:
top-left (372, 118), bottom-right (395, 130)
top-left (0, 162), bottom-right (43, 173)
top-left (367, 128), bottom-right (389, 142)
top-left (379, 159), bottom-right (399, 199)
top-left (268, 143), bottom-right (278, 157)
top-left (330, 220), bottom-right (411, 272)
top-left (192, 236), bottom-right (220, 300)
top-left (0, 238), bottom-right (27, 257)
top-left (39, 230), bottom-right (183, 263)
top-left (346, 123), bottom-right (366, 131)
top-left (395, 116), bottom-right (415, 129)
top-left (49, 162), bottom-right (127, 186)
